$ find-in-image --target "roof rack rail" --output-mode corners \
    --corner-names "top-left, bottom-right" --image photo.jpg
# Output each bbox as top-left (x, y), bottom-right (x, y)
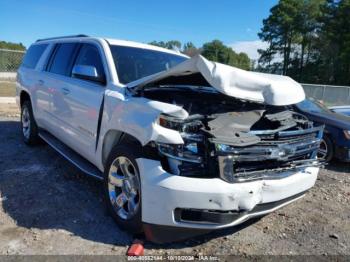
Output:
top-left (36, 34), bottom-right (89, 42)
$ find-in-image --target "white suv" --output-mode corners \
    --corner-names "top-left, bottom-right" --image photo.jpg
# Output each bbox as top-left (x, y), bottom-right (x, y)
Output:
top-left (17, 35), bottom-right (323, 243)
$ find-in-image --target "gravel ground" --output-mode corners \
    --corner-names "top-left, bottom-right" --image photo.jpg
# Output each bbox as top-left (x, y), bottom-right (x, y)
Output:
top-left (0, 106), bottom-right (349, 256)
top-left (0, 81), bottom-right (16, 97)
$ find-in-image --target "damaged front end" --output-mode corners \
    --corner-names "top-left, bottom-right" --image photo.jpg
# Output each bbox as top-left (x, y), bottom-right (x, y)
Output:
top-left (143, 88), bottom-right (323, 182)
top-left (125, 55), bottom-right (323, 243)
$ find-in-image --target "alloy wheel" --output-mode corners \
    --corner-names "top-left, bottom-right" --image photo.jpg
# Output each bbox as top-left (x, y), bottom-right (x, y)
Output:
top-left (107, 156), bottom-right (140, 220)
top-left (22, 106), bottom-right (31, 139)
top-left (317, 138), bottom-right (328, 160)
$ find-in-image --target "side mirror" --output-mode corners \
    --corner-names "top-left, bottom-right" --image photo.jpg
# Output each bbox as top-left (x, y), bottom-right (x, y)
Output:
top-left (72, 65), bottom-right (105, 84)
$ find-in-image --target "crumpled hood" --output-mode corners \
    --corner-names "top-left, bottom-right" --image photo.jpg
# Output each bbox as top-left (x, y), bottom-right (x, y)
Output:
top-left (127, 55), bottom-right (305, 106)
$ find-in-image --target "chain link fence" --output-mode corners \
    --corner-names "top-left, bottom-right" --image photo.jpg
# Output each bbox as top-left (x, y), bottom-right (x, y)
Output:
top-left (0, 48), bottom-right (350, 105)
top-left (0, 48), bottom-right (25, 72)
top-left (302, 83), bottom-right (350, 106)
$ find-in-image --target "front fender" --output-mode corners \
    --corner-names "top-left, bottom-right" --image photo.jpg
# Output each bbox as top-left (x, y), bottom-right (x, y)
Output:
top-left (96, 90), bottom-right (187, 170)
top-left (104, 92), bottom-right (187, 145)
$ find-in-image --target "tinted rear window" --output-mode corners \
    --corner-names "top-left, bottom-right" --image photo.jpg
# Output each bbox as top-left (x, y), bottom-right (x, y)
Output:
top-left (22, 44), bottom-right (48, 69)
top-left (110, 45), bottom-right (187, 84)
top-left (48, 43), bottom-right (78, 76)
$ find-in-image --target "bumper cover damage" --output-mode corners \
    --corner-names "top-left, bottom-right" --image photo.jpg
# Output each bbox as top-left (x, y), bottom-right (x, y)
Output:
top-left (138, 158), bottom-right (319, 243)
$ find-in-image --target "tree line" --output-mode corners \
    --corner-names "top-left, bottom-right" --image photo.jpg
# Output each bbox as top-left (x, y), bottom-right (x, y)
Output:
top-left (0, 41), bottom-right (26, 51)
top-left (258, 0), bottom-right (350, 86)
top-left (149, 40), bottom-right (251, 71)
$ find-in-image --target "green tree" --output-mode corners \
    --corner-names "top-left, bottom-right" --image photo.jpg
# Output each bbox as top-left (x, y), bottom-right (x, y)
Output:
top-left (148, 40), bottom-right (181, 50)
top-left (0, 41), bottom-right (26, 51)
top-left (165, 40), bottom-right (181, 50)
top-left (201, 40), bottom-right (229, 63)
top-left (201, 40), bottom-right (251, 70)
top-left (148, 41), bottom-right (168, 48)
top-left (149, 39), bottom-right (251, 70)
top-left (318, 0), bottom-right (350, 85)
top-left (258, 0), bottom-right (304, 75)
top-left (182, 42), bottom-right (200, 57)
top-left (294, 0), bottom-right (325, 81)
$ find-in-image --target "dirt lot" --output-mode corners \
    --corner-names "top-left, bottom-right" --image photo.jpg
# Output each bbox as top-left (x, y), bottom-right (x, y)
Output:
top-left (0, 105), bottom-right (349, 256)
top-left (0, 81), bottom-right (16, 97)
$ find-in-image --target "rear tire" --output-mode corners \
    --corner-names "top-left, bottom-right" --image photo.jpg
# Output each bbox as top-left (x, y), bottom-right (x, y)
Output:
top-left (103, 144), bottom-right (143, 234)
top-left (21, 100), bottom-right (40, 145)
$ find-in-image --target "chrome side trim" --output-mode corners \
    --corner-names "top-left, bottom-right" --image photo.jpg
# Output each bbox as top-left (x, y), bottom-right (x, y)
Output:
top-left (250, 125), bottom-right (323, 136)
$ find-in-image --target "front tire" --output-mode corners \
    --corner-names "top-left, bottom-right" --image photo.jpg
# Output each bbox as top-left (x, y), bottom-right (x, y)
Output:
top-left (317, 135), bottom-right (334, 162)
top-left (21, 100), bottom-right (39, 145)
top-left (103, 144), bottom-right (143, 234)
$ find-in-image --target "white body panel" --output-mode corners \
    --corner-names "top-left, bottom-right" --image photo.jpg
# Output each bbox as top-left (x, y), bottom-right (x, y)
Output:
top-left (138, 158), bottom-right (318, 228)
top-left (16, 36), bottom-right (319, 230)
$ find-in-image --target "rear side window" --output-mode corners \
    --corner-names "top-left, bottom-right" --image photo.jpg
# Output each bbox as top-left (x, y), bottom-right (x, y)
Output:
top-left (73, 44), bottom-right (105, 78)
top-left (48, 43), bottom-right (78, 76)
top-left (22, 44), bottom-right (48, 69)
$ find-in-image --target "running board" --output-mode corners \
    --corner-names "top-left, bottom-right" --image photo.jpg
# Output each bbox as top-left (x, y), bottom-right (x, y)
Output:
top-left (39, 131), bottom-right (104, 180)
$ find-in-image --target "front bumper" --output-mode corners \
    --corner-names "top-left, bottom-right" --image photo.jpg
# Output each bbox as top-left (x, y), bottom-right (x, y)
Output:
top-left (137, 158), bottom-right (319, 230)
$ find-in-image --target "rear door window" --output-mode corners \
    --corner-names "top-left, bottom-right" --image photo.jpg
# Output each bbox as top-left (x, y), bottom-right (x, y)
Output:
top-left (48, 43), bottom-right (79, 76)
top-left (22, 44), bottom-right (48, 69)
top-left (73, 44), bottom-right (105, 79)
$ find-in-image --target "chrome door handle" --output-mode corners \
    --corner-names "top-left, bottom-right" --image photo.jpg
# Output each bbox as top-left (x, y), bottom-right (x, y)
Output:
top-left (61, 88), bottom-right (70, 95)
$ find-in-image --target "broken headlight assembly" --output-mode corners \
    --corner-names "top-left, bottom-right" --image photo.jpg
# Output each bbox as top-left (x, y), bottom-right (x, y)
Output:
top-left (156, 143), bottom-right (202, 163)
top-left (156, 114), bottom-right (203, 164)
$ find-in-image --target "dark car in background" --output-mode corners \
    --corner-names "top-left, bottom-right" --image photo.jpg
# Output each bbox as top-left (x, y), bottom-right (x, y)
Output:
top-left (294, 99), bottom-right (350, 162)
top-left (329, 106), bottom-right (350, 117)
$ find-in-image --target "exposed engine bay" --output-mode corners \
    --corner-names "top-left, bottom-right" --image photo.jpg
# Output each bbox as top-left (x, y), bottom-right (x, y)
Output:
top-left (138, 86), bottom-right (323, 182)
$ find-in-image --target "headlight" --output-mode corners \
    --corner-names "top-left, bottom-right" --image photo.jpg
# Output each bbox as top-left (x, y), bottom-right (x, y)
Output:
top-left (158, 113), bottom-right (203, 133)
top-left (158, 114), bottom-right (184, 131)
top-left (344, 130), bottom-right (350, 139)
top-left (157, 143), bottom-right (202, 163)
top-left (156, 114), bottom-right (203, 163)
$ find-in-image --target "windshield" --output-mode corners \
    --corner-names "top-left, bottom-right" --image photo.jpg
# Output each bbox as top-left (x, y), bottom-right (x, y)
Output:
top-left (296, 99), bottom-right (331, 113)
top-left (110, 45), bottom-right (188, 84)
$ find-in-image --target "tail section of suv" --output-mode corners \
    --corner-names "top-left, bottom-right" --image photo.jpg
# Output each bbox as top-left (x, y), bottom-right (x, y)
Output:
top-left (17, 35), bottom-right (323, 243)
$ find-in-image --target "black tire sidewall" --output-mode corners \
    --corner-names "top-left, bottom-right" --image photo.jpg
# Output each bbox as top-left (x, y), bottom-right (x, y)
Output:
top-left (21, 100), bottom-right (39, 145)
top-left (103, 144), bottom-right (143, 234)
top-left (322, 135), bottom-right (334, 162)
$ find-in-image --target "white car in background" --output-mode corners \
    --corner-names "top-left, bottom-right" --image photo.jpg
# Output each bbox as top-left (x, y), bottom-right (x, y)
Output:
top-left (17, 35), bottom-right (323, 243)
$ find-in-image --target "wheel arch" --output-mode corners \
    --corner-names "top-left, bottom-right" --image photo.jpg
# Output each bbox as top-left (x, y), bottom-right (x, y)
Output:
top-left (101, 129), bottom-right (143, 168)
top-left (20, 90), bottom-right (31, 107)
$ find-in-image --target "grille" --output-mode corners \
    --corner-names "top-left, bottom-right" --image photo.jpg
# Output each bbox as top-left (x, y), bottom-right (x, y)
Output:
top-left (216, 126), bottom-right (323, 182)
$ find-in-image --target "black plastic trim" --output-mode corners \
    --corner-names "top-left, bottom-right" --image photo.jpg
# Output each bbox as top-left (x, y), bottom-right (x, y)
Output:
top-left (36, 34), bottom-right (89, 42)
top-left (174, 191), bottom-right (306, 225)
top-left (95, 95), bottom-right (104, 151)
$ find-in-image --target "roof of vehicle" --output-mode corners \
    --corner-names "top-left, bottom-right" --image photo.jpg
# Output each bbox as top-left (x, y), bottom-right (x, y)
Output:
top-left (329, 105), bottom-right (350, 110)
top-left (34, 35), bottom-right (188, 58)
top-left (105, 38), bottom-right (188, 57)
